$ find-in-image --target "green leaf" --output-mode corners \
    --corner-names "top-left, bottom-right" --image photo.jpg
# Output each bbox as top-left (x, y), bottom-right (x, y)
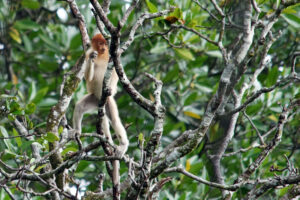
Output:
top-left (253, 120), bottom-right (268, 132)
top-left (33, 122), bottom-right (46, 129)
top-left (70, 34), bottom-right (82, 49)
top-left (0, 126), bottom-right (13, 151)
top-left (9, 28), bottom-right (22, 44)
top-left (28, 120), bottom-right (34, 129)
top-left (145, 0), bottom-right (158, 13)
top-left (158, 19), bottom-right (166, 29)
top-left (206, 50), bottom-right (222, 58)
top-left (38, 98), bottom-right (57, 107)
top-left (195, 84), bottom-right (213, 93)
top-left (21, 0), bottom-right (40, 10)
top-left (32, 87), bottom-right (48, 104)
top-left (28, 81), bottom-right (36, 103)
top-left (12, 110), bottom-right (25, 115)
top-left (295, 92), bottom-right (300, 99)
top-left (266, 67), bottom-right (279, 87)
top-left (10, 101), bottom-right (21, 113)
top-left (0, 94), bottom-right (17, 99)
top-left (76, 160), bottom-right (90, 172)
top-left (150, 43), bottom-right (168, 54)
top-left (34, 164), bottom-right (48, 172)
top-left (183, 111), bottom-right (201, 119)
top-left (38, 61), bottom-right (59, 72)
top-left (29, 158), bottom-right (36, 164)
top-left (281, 14), bottom-right (300, 28)
top-left (39, 34), bottom-right (61, 52)
top-left (138, 133), bottom-right (144, 142)
top-left (170, 7), bottom-right (183, 19)
top-left (246, 100), bottom-right (263, 115)
top-left (12, 128), bottom-right (22, 147)
top-left (61, 147), bottom-right (78, 156)
top-left (6, 99), bottom-right (10, 110)
top-left (22, 34), bottom-right (32, 52)
top-left (184, 92), bottom-right (198, 106)
top-left (25, 103), bottom-right (36, 114)
top-left (4, 149), bottom-right (17, 159)
top-left (282, 7), bottom-right (297, 14)
top-left (163, 65), bottom-right (179, 83)
top-left (185, 34), bottom-right (200, 43)
top-left (174, 48), bottom-right (195, 61)
top-left (14, 19), bottom-right (40, 30)
top-left (44, 132), bottom-right (59, 143)
top-left (58, 126), bottom-right (63, 135)
top-left (8, 114), bottom-right (16, 121)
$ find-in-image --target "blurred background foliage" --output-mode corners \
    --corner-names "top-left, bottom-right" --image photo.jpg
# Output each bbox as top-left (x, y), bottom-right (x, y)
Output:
top-left (0, 0), bottom-right (300, 199)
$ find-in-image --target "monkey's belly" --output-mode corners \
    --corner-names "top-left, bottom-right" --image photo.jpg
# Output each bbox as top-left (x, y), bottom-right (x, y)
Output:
top-left (87, 66), bottom-right (107, 99)
top-left (86, 79), bottom-right (103, 99)
top-left (85, 65), bottom-right (119, 99)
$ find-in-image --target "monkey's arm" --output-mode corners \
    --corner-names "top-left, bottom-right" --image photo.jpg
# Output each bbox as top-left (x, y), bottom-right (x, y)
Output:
top-left (84, 51), bottom-right (97, 82)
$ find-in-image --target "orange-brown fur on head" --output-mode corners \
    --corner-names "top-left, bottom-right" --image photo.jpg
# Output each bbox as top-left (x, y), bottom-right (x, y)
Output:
top-left (91, 34), bottom-right (109, 59)
top-left (73, 33), bottom-right (128, 162)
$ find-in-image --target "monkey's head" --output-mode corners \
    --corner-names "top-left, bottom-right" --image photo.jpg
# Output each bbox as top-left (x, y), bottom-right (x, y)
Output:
top-left (91, 33), bottom-right (109, 59)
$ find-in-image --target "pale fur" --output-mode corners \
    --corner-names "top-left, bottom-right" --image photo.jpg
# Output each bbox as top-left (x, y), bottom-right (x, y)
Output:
top-left (73, 42), bottom-right (128, 156)
top-left (85, 56), bottom-right (118, 99)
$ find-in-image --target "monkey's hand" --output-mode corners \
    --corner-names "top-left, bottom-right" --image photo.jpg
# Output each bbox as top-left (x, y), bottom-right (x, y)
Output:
top-left (86, 51), bottom-right (97, 82)
top-left (90, 51), bottom-right (98, 61)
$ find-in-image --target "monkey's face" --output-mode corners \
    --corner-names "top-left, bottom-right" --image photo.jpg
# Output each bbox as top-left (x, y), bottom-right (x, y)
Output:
top-left (96, 42), bottom-right (108, 54)
top-left (91, 34), bottom-right (108, 56)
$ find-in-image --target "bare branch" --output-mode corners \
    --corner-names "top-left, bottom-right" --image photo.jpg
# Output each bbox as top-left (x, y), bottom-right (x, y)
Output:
top-left (249, 170), bottom-right (300, 199)
top-left (66, 0), bottom-right (90, 50)
top-left (91, 8), bottom-right (110, 39)
top-left (224, 76), bottom-right (299, 116)
top-left (243, 111), bottom-right (265, 145)
top-left (292, 52), bottom-right (300, 75)
top-left (236, 99), bottom-right (300, 183)
top-left (165, 167), bottom-right (242, 191)
top-left (3, 185), bottom-right (17, 200)
top-left (171, 24), bottom-right (218, 46)
top-left (147, 177), bottom-right (172, 199)
top-left (90, 0), bottom-right (116, 33)
top-left (101, 0), bottom-right (111, 13)
top-left (13, 119), bottom-right (34, 140)
top-left (251, 0), bottom-right (261, 13)
top-left (118, 0), bottom-right (139, 30)
top-left (120, 9), bottom-right (173, 55)
top-left (211, 0), bottom-right (225, 17)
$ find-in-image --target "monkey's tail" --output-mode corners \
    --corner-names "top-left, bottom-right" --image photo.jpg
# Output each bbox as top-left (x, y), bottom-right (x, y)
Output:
top-left (112, 160), bottom-right (121, 199)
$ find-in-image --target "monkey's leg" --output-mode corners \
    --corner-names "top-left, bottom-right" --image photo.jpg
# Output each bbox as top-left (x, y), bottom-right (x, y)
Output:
top-left (102, 115), bottom-right (113, 144)
top-left (73, 94), bottom-right (98, 133)
top-left (106, 96), bottom-right (129, 156)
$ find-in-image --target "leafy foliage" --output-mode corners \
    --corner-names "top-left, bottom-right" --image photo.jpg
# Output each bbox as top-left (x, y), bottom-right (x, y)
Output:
top-left (0, 0), bottom-right (300, 199)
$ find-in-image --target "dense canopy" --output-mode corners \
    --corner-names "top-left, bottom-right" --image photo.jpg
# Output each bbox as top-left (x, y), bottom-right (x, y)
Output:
top-left (0, 0), bottom-right (300, 199)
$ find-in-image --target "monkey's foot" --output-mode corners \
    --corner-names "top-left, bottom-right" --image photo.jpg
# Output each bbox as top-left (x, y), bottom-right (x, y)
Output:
top-left (68, 128), bottom-right (81, 140)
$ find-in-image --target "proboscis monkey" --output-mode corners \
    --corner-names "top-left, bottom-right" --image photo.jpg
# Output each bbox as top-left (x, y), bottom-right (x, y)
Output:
top-left (73, 33), bottom-right (129, 156)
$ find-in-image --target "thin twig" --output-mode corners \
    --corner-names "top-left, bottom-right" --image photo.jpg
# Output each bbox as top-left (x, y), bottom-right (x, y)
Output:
top-left (291, 52), bottom-right (300, 75)
top-left (224, 76), bottom-right (300, 116)
top-left (171, 24), bottom-right (218, 46)
top-left (120, 9), bottom-right (173, 55)
top-left (243, 111), bottom-right (265, 145)
top-left (3, 185), bottom-right (17, 200)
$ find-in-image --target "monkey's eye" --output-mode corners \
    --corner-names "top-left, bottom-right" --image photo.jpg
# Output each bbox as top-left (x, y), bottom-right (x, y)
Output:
top-left (98, 42), bottom-right (104, 45)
